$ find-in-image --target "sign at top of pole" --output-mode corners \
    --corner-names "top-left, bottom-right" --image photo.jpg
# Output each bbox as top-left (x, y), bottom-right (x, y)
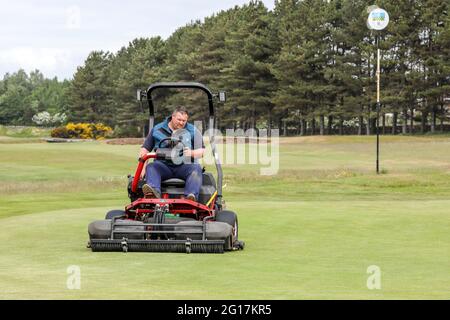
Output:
top-left (367, 7), bottom-right (389, 30)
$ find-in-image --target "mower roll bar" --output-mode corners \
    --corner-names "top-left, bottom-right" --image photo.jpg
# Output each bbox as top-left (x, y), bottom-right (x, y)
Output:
top-left (136, 82), bottom-right (224, 206)
top-left (144, 82), bottom-right (215, 120)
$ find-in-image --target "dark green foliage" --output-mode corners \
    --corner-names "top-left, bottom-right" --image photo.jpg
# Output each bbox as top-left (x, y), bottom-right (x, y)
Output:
top-left (0, 70), bottom-right (69, 125)
top-left (68, 51), bottom-right (114, 125)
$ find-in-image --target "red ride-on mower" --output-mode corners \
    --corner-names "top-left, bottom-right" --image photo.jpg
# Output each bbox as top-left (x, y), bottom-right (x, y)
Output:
top-left (87, 82), bottom-right (245, 253)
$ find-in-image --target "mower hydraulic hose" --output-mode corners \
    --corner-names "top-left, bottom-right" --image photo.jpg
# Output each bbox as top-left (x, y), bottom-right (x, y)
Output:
top-left (131, 153), bottom-right (156, 193)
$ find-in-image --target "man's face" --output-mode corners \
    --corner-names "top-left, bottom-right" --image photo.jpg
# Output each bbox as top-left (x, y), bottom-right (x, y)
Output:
top-left (171, 112), bottom-right (188, 130)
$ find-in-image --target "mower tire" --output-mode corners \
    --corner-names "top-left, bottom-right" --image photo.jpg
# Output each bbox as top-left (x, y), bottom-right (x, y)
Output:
top-left (215, 210), bottom-right (239, 250)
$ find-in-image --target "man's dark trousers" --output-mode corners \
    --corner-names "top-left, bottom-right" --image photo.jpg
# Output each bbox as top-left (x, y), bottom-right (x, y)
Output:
top-left (145, 160), bottom-right (202, 199)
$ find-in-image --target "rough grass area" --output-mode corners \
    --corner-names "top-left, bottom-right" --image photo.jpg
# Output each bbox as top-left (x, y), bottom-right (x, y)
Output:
top-left (0, 136), bottom-right (449, 299)
top-left (0, 125), bottom-right (52, 138)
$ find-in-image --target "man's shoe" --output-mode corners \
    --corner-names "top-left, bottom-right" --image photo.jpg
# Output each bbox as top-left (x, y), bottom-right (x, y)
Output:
top-left (186, 193), bottom-right (196, 202)
top-left (142, 184), bottom-right (160, 198)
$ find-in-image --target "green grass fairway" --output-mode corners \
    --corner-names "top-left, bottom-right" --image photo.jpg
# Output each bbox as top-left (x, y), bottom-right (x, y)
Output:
top-left (0, 136), bottom-right (449, 299)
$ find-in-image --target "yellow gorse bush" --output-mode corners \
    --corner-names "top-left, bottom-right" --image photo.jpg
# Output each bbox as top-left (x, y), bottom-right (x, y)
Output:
top-left (51, 122), bottom-right (113, 139)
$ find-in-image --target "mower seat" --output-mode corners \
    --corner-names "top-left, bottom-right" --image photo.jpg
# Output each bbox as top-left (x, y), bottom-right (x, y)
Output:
top-left (161, 178), bottom-right (185, 187)
top-left (160, 172), bottom-right (216, 204)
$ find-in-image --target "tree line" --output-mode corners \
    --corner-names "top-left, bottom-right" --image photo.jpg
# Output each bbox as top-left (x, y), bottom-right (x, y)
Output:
top-left (1, 0), bottom-right (448, 136)
top-left (0, 70), bottom-right (70, 126)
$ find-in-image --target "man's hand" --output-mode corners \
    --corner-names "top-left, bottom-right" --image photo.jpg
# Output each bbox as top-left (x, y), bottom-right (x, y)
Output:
top-left (183, 147), bottom-right (205, 159)
top-left (139, 147), bottom-right (149, 159)
top-left (183, 147), bottom-right (193, 158)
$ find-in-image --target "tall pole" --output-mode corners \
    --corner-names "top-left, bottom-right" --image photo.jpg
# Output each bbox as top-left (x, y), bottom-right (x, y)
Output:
top-left (376, 34), bottom-right (380, 174)
top-left (367, 6), bottom-right (389, 174)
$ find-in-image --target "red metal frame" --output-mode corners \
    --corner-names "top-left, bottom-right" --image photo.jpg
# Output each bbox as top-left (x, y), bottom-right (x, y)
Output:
top-left (131, 153), bottom-right (156, 193)
top-left (127, 153), bottom-right (215, 220)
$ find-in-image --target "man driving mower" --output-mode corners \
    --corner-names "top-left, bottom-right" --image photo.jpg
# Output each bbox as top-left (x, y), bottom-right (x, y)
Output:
top-left (139, 106), bottom-right (205, 202)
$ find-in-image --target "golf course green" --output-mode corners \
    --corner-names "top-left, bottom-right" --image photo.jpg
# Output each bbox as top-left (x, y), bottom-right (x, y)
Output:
top-left (0, 134), bottom-right (449, 299)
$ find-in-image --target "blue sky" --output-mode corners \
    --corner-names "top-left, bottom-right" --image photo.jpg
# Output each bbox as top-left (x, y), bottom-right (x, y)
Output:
top-left (0, 0), bottom-right (275, 80)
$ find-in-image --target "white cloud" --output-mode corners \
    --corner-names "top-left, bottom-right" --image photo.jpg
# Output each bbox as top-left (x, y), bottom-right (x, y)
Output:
top-left (0, 47), bottom-right (75, 79)
top-left (0, 0), bottom-right (276, 79)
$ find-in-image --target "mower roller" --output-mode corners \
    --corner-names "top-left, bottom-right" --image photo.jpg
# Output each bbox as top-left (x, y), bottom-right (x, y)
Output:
top-left (87, 82), bottom-right (244, 253)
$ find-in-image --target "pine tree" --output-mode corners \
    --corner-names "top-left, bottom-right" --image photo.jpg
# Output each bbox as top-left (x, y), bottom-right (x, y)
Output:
top-left (417, 0), bottom-right (450, 133)
top-left (272, 0), bottom-right (330, 135)
top-left (113, 37), bottom-right (167, 136)
top-left (68, 51), bottom-right (113, 124)
top-left (221, 1), bottom-right (279, 131)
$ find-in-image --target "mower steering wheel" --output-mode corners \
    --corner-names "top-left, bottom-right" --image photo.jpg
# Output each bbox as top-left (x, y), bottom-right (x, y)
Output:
top-left (157, 137), bottom-right (187, 150)
top-left (156, 137), bottom-right (189, 165)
